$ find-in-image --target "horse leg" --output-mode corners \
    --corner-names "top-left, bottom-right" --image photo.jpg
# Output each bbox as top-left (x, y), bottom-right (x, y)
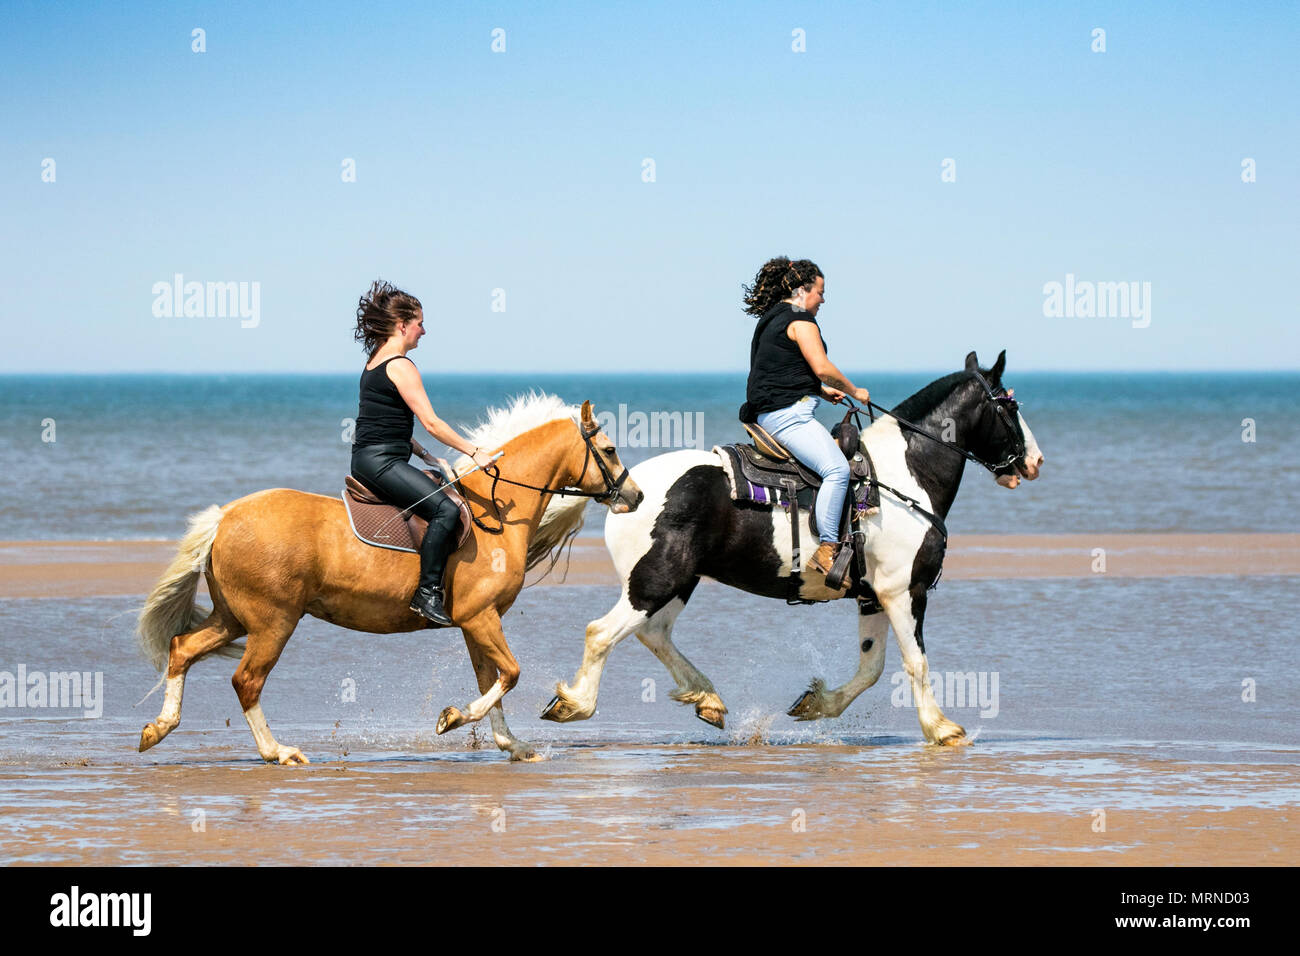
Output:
top-left (540, 594), bottom-right (649, 722)
top-left (139, 607), bottom-right (246, 752)
top-left (232, 614), bottom-right (308, 765)
top-left (881, 587), bottom-right (968, 746)
top-left (788, 602), bottom-right (889, 720)
top-left (632, 584), bottom-right (728, 728)
top-left (464, 637), bottom-right (541, 763)
top-left (435, 609), bottom-right (520, 737)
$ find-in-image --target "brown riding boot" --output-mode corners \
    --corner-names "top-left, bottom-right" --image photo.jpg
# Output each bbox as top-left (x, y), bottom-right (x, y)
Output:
top-left (805, 542), bottom-right (839, 575)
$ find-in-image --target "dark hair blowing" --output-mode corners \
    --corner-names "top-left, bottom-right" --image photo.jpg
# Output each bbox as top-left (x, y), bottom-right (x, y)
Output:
top-left (742, 256), bottom-right (823, 317)
top-left (354, 279), bottom-right (423, 355)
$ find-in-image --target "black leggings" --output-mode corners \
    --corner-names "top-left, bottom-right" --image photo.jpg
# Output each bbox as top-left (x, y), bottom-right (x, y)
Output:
top-left (351, 442), bottom-right (461, 593)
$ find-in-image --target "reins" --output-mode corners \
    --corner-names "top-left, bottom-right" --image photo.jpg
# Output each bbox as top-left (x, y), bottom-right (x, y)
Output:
top-left (839, 371), bottom-right (1025, 475)
top-left (831, 372), bottom-right (1026, 544)
top-left (464, 420), bottom-right (629, 535)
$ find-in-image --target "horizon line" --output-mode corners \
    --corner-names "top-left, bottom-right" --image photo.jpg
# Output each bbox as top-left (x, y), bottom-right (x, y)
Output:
top-left (2, 367), bottom-right (1298, 376)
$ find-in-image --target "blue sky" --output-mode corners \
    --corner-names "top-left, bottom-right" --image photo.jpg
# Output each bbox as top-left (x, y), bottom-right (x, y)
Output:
top-left (2, 1), bottom-right (1296, 373)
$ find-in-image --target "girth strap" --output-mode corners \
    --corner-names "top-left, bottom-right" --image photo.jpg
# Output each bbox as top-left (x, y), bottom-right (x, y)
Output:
top-left (783, 477), bottom-right (801, 573)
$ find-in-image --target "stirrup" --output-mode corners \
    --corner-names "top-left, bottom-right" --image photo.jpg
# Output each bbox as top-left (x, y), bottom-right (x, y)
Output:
top-left (823, 542), bottom-right (855, 590)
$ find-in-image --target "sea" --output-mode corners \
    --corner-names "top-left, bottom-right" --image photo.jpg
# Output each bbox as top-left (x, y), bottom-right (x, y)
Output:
top-left (1, 371), bottom-right (1297, 539)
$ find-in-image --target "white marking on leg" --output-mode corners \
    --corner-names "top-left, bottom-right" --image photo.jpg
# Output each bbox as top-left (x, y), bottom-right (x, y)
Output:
top-left (487, 704), bottom-right (538, 760)
top-left (244, 704), bottom-right (279, 760)
top-left (881, 598), bottom-right (963, 744)
top-left (243, 703), bottom-right (308, 764)
top-left (561, 596), bottom-right (648, 716)
top-left (464, 678), bottom-right (508, 723)
top-left (156, 675), bottom-right (184, 730)
top-left (636, 598), bottom-right (724, 715)
top-left (816, 610), bottom-right (890, 718)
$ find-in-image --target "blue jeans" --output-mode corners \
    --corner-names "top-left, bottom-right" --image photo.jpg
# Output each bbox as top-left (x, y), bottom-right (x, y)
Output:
top-left (756, 396), bottom-right (850, 544)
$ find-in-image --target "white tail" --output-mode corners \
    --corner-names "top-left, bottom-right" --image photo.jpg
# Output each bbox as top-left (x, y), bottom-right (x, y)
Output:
top-left (136, 505), bottom-right (233, 673)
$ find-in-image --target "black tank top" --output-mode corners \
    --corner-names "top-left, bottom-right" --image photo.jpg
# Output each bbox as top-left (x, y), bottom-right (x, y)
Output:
top-left (354, 356), bottom-right (415, 447)
top-left (739, 302), bottom-right (826, 422)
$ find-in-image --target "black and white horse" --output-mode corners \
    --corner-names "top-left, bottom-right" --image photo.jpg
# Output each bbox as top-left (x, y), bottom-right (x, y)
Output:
top-left (540, 351), bottom-right (1044, 746)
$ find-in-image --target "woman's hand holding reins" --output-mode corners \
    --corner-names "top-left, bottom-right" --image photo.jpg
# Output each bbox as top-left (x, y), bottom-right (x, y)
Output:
top-left (471, 448), bottom-right (496, 469)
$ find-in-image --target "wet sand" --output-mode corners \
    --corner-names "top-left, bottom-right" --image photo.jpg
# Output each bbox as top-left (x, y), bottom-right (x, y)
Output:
top-left (3, 536), bottom-right (1298, 866)
top-left (2, 533), bottom-right (1298, 598)
top-left (5, 743), bottom-right (1297, 866)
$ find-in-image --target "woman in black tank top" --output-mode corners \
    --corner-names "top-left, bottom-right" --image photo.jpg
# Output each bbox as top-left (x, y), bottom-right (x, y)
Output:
top-left (739, 257), bottom-right (872, 576)
top-left (350, 280), bottom-right (495, 625)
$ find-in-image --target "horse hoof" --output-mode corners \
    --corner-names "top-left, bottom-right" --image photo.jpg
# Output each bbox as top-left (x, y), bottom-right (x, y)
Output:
top-left (933, 721), bottom-right (971, 747)
top-left (138, 723), bottom-right (161, 753)
top-left (436, 706), bottom-right (464, 735)
top-left (510, 747), bottom-right (544, 763)
top-left (277, 747), bottom-right (309, 765)
top-left (696, 706), bottom-right (726, 729)
top-left (540, 694), bottom-right (587, 723)
top-left (787, 691), bottom-right (817, 719)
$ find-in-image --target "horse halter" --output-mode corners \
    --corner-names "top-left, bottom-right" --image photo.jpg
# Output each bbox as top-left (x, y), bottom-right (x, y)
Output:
top-left (571, 420), bottom-right (631, 504)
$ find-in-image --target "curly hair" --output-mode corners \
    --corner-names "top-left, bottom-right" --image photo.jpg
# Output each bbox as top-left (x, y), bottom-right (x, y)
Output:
top-left (353, 279), bottom-right (423, 355)
top-left (742, 256), bottom-right (823, 317)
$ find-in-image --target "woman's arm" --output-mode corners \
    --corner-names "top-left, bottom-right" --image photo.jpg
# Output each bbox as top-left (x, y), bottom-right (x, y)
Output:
top-left (387, 359), bottom-right (495, 466)
top-left (788, 321), bottom-right (870, 403)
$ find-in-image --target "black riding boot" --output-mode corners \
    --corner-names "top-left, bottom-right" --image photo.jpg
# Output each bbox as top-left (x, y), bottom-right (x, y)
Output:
top-left (409, 517), bottom-right (457, 627)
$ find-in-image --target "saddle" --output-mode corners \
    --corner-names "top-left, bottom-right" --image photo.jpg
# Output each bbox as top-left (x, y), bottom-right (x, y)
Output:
top-left (341, 449), bottom-right (473, 554)
top-left (715, 408), bottom-right (880, 592)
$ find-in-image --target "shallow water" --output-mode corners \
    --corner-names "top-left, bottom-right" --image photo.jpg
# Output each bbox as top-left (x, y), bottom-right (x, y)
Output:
top-left (1, 576), bottom-right (1296, 771)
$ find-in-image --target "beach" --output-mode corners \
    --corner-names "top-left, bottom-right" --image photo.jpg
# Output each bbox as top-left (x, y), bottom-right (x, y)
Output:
top-left (3, 532), bottom-right (1297, 866)
top-left (4, 533), bottom-right (1299, 598)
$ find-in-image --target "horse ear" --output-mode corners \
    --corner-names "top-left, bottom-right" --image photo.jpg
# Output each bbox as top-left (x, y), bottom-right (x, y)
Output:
top-left (991, 349), bottom-right (1006, 382)
top-left (581, 400), bottom-right (595, 426)
top-left (964, 351), bottom-right (979, 372)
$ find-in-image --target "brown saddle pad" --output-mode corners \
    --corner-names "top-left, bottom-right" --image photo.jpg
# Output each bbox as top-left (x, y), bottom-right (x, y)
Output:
top-left (342, 463), bottom-right (473, 553)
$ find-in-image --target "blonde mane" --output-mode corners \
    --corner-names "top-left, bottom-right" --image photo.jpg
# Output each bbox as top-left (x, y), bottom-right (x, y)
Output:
top-left (452, 391), bottom-right (590, 576)
top-left (458, 391), bottom-right (580, 453)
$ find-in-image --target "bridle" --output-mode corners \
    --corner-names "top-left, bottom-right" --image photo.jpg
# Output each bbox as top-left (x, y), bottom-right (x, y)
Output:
top-left (470, 420), bottom-right (630, 535)
top-left (827, 372), bottom-right (1027, 554)
top-left (857, 370), bottom-right (1027, 475)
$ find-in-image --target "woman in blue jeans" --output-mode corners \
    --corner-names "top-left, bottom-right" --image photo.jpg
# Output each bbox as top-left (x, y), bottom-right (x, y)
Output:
top-left (738, 257), bottom-right (871, 575)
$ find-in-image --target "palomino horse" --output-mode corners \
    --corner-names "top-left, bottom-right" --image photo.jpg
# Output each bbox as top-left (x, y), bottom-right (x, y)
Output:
top-left (542, 351), bottom-right (1043, 746)
top-left (136, 395), bottom-right (641, 763)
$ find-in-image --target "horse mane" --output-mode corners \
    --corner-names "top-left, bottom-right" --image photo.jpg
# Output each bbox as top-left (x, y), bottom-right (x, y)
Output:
top-left (451, 390), bottom-right (589, 576)
top-left (889, 370), bottom-right (973, 423)
top-left (458, 390), bottom-right (580, 450)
